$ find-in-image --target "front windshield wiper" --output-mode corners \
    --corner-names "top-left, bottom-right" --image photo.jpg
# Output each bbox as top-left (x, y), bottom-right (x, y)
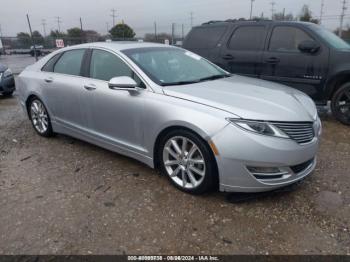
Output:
top-left (161, 74), bottom-right (232, 86)
top-left (198, 74), bottom-right (232, 82)
top-left (161, 80), bottom-right (201, 86)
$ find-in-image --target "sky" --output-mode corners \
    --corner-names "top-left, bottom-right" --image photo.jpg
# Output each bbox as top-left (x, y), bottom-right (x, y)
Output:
top-left (0, 0), bottom-right (348, 37)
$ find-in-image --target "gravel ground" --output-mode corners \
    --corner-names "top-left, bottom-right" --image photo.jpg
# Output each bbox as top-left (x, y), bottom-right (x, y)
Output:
top-left (0, 56), bottom-right (349, 255)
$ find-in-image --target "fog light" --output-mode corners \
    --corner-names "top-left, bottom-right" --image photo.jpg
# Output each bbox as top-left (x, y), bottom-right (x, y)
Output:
top-left (247, 166), bottom-right (281, 174)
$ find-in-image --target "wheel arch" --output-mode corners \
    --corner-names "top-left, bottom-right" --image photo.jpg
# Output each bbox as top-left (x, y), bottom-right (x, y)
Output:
top-left (152, 124), bottom-right (216, 170)
top-left (326, 71), bottom-right (350, 100)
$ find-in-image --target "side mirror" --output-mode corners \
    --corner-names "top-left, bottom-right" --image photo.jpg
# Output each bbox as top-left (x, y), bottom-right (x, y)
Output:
top-left (108, 76), bottom-right (138, 91)
top-left (298, 40), bottom-right (320, 54)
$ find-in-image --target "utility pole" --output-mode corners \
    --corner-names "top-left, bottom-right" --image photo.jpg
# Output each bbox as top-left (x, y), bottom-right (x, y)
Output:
top-left (270, 1), bottom-right (276, 20)
top-left (171, 23), bottom-right (175, 45)
top-left (190, 12), bottom-right (194, 28)
top-left (182, 24), bottom-right (184, 41)
top-left (250, 0), bottom-right (255, 20)
top-left (79, 17), bottom-right (83, 31)
top-left (106, 22), bottom-right (109, 34)
top-left (41, 19), bottom-right (47, 37)
top-left (282, 8), bottom-right (286, 20)
top-left (320, 0), bottom-right (325, 24)
top-left (339, 0), bottom-right (347, 37)
top-left (154, 22), bottom-right (157, 41)
top-left (55, 16), bottom-right (62, 32)
top-left (111, 9), bottom-right (117, 27)
top-left (26, 14), bottom-right (38, 61)
top-left (0, 24), bottom-right (2, 37)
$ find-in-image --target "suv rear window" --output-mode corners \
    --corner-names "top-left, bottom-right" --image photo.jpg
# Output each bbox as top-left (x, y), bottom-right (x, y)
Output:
top-left (228, 26), bottom-right (266, 51)
top-left (185, 26), bottom-right (228, 49)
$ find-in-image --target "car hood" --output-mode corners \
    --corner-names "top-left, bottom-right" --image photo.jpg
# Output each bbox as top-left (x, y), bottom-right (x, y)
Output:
top-left (163, 75), bottom-right (317, 122)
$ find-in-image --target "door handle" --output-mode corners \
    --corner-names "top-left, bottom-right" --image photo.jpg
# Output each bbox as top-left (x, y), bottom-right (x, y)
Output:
top-left (84, 84), bottom-right (96, 91)
top-left (44, 77), bottom-right (53, 83)
top-left (222, 54), bottom-right (235, 60)
top-left (265, 57), bottom-right (280, 64)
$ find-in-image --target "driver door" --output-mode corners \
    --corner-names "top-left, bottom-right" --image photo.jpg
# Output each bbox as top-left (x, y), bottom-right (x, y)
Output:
top-left (261, 25), bottom-right (329, 100)
top-left (82, 49), bottom-right (146, 152)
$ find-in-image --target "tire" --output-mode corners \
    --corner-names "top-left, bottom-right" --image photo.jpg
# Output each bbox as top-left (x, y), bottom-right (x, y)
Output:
top-left (28, 97), bottom-right (54, 137)
top-left (331, 82), bottom-right (350, 125)
top-left (2, 91), bottom-right (14, 97)
top-left (158, 129), bottom-right (218, 195)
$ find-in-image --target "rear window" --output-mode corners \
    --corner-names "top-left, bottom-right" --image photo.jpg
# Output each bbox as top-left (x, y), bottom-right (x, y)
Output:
top-left (185, 26), bottom-right (228, 49)
top-left (228, 26), bottom-right (266, 51)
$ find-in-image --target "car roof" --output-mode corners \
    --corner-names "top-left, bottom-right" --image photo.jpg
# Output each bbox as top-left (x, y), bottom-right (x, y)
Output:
top-left (63, 41), bottom-right (173, 52)
top-left (199, 20), bottom-right (316, 28)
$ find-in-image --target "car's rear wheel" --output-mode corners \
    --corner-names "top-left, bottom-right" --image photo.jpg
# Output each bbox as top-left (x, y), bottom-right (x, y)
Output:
top-left (331, 82), bottom-right (350, 125)
top-left (29, 98), bottom-right (54, 137)
top-left (158, 129), bottom-right (218, 194)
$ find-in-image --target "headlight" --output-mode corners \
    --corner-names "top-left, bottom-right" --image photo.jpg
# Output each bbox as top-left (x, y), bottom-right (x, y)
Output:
top-left (227, 118), bottom-right (288, 138)
top-left (3, 68), bottom-right (12, 78)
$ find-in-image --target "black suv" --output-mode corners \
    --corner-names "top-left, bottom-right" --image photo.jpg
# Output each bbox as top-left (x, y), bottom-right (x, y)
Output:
top-left (183, 20), bottom-right (350, 125)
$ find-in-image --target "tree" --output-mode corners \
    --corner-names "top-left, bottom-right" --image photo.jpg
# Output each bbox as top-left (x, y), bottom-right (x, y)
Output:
top-left (50, 30), bottom-right (66, 38)
top-left (299, 5), bottom-right (319, 24)
top-left (17, 32), bottom-right (31, 48)
top-left (32, 30), bottom-right (44, 45)
top-left (67, 27), bottom-right (84, 38)
top-left (109, 23), bottom-right (135, 39)
top-left (273, 12), bottom-right (295, 21)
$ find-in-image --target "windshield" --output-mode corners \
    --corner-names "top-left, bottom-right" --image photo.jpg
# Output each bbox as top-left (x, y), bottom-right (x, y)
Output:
top-left (312, 26), bottom-right (350, 49)
top-left (122, 47), bottom-right (229, 86)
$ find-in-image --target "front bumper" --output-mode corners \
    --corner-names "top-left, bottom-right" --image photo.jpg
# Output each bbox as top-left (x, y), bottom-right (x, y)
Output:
top-left (0, 75), bottom-right (16, 94)
top-left (211, 123), bottom-right (320, 193)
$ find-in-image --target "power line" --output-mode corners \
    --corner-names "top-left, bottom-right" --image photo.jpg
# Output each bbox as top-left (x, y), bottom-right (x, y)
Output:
top-left (339, 0), bottom-right (348, 37)
top-left (55, 16), bottom-right (62, 32)
top-left (111, 9), bottom-right (117, 27)
top-left (41, 19), bottom-right (47, 37)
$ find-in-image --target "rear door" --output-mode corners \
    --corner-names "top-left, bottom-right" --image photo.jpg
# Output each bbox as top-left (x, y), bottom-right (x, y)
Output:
top-left (42, 49), bottom-right (88, 130)
top-left (261, 25), bottom-right (329, 99)
top-left (218, 25), bottom-right (267, 77)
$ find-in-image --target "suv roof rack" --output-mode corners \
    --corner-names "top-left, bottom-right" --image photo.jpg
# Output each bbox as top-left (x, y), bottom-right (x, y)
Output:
top-left (202, 18), bottom-right (272, 25)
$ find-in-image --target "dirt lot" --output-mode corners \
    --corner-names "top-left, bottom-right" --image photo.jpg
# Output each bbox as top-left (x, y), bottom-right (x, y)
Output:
top-left (0, 56), bottom-right (349, 254)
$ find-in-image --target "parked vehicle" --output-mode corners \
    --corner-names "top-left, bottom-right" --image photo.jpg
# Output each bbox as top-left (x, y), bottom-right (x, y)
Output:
top-left (30, 45), bottom-right (43, 57)
top-left (17, 42), bottom-right (321, 194)
top-left (0, 63), bottom-right (15, 96)
top-left (183, 20), bottom-right (350, 125)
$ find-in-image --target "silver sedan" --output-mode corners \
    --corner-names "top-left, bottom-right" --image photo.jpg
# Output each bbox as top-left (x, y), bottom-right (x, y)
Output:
top-left (17, 42), bottom-right (321, 194)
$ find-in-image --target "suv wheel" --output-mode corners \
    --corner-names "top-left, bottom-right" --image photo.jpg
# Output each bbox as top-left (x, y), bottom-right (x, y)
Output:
top-left (158, 129), bottom-right (218, 195)
top-left (331, 82), bottom-right (350, 125)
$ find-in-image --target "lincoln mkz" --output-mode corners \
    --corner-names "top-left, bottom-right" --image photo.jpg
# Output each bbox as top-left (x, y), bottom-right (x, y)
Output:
top-left (17, 42), bottom-right (321, 194)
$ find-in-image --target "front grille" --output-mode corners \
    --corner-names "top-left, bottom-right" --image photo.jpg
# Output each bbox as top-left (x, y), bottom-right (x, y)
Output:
top-left (290, 158), bottom-right (314, 174)
top-left (273, 121), bottom-right (315, 144)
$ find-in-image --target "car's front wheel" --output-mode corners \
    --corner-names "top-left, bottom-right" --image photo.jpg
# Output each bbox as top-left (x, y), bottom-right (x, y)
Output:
top-left (159, 129), bottom-right (218, 194)
top-left (331, 82), bottom-right (350, 125)
top-left (29, 98), bottom-right (54, 137)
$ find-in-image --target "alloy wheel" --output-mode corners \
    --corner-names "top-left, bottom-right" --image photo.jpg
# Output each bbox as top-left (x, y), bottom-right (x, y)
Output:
top-left (30, 100), bottom-right (49, 134)
top-left (333, 87), bottom-right (350, 123)
top-left (162, 136), bottom-right (206, 189)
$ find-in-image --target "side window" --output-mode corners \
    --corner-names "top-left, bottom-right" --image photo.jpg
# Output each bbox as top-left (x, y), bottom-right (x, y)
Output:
top-left (90, 49), bottom-right (133, 81)
top-left (228, 26), bottom-right (266, 51)
top-left (185, 26), bottom-right (228, 49)
top-left (42, 53), bottom-right (61, 72)
top-left (54, 49), bottom-right (85, 76)
top-left (269, 26), bottom-right (313, 52)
